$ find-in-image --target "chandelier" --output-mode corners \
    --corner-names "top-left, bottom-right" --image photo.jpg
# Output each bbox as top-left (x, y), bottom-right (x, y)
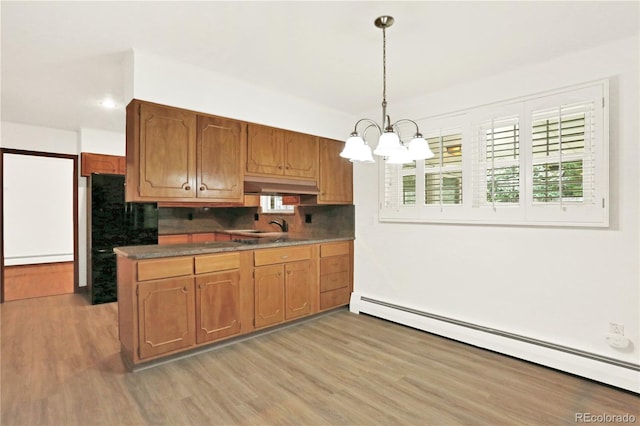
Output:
top-left (340, 16), bottom-right (434, 164)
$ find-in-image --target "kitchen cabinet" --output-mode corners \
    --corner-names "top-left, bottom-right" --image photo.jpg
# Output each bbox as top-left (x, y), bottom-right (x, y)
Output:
top-left (126, 101), bottom-right (197, 201)
top-left (195, 253), bottom-right (242, 343)
top-left (253, 260), bottom-right (312, 328)
top-left (117, 250), bottom-right (254, 366)
top-left (319, 241), bottom-right (352, 310)
top-left (318, 138), bottom-right (353, 204)
top-left (137, 277), bottom-right (195, 359)
top-left (246, 124), bottom-right (318, 180)
top-left (81, 152), bottom-right (125, 176)
top-left (136, 257), bottom-right (196, 359)
top-left (126, 100), bottom-right (245, 204)
top-left (253, 245), bottom-right (317, 328)
top-left (196, 115), bottom-right (245, 202)
top-left (253, 264), bottom-right (285, 328)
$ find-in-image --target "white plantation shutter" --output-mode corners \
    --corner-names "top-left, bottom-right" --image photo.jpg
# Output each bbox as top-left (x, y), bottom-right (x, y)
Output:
top-left (525, 83), bottom-right (606, 225)
top-left (473, 114), bottom-right (521, 208)
top-left (424, 130), bottom-right (463, 207)
top-left (379, 79), bottom-right (608, 226)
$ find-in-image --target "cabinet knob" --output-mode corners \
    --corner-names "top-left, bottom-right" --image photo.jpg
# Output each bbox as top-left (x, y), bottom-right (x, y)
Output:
top-left (199, 186), bottom-right (205, 191)
top-left (277, 272), bottom-right (282, 277)
top-left (278, 165), bottom-right (283, 169)
top-left (182, 286), bottom-right (188, 293)
top-left (185, 186), bottom-right (191, 191)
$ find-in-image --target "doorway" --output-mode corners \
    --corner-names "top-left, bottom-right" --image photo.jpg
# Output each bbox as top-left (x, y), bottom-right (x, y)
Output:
top-left (1, 149), bottom-right (78, 302)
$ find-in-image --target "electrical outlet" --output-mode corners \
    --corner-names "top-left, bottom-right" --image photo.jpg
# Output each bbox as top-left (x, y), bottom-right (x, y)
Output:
top-left (609, 323), bottom-right (624, 336)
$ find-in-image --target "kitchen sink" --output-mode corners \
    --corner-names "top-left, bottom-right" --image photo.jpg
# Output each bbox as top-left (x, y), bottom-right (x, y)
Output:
top-left (226, 229), bottom-right (287, 238)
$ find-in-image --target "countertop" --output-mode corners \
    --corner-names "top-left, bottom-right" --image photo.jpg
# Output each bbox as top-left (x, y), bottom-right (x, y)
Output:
top-left (114, 235), bottom-right (353, 260)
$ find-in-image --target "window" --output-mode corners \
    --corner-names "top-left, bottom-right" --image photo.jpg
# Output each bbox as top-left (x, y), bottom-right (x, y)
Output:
top-left (380, 80), bottom-right (608, 227)
top-left (259, 196), bottom-right (294, 214)
top-left (425, 132), bottom-right (464, 206)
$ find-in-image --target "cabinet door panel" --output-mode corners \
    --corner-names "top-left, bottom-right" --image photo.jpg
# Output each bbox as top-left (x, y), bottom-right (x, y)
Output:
top-left (283, 131), bottom-right (318, 179)
top-left (137, 276), bottom-right (195, 359)
top-left (254, 264), bottom-right (285, 328)
top-left (320, 286), bottom-right (351, 310)
top-left (285, 260), bottom-right (312, 320)
top-left (197, 116), bottom-right (245, 202)
top-left (196, 271), bottom-right (241, 343)
top-left (247, 124), bottom-right (283, 175)
top-left (139, 103), bottom-right (196, 198)
top-left (318, 138), bottom-right (353, 204)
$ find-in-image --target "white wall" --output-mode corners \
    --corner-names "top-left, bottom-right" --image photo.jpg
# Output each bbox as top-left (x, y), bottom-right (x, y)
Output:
top-left (130, 49), bottom-right (355, 140)
top-left (351, 36), bottom-right (639, 392)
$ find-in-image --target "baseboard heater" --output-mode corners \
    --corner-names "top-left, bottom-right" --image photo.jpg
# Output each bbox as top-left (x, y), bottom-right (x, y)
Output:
top-left (360, 296), bottom-right (640, 372)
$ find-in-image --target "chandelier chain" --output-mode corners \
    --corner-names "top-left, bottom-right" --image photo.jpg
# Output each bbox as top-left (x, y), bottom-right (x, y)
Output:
top-left (382, 25), bottom-right (387, 126)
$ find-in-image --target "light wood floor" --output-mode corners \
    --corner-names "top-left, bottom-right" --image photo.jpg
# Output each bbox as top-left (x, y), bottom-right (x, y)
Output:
top-left (2, 294), bottom-right (638, 425)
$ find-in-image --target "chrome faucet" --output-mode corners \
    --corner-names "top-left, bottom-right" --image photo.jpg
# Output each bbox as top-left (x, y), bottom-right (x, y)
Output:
top-left (269, 219), bottom-right (288, 232)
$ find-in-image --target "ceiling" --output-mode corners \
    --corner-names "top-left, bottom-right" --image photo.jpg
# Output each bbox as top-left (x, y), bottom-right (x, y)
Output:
top-left (2, 1), bottom-right (638, 134)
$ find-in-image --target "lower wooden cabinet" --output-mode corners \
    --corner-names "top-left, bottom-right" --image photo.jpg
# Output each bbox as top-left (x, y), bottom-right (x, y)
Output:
top-left (254, 264), bottom-right (285, 328)
top-left (117, 241), bottom-right (349, 368)
top-left (319, 241), bottom-right (353, 310)
top-left (137, 276), bottom-right (196, 359)
top-left (284, 261), bottom-right (312, 320)
top-left (196, 270), bottom-right (241, 343)
top-left (253, 245), bottom-right (317, 329)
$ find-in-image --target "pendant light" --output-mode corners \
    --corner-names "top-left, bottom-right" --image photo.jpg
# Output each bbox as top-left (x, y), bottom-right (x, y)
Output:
top-left (340, 16), bottom-right (434, 163)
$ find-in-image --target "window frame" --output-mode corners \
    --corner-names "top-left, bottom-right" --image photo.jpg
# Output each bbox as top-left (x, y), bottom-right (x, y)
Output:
top-left (378, 79), bottom-right (609, 227)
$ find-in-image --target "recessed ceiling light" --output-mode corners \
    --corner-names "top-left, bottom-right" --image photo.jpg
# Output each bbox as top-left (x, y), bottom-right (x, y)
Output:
top-left (101, 98), bottom-right (116, 109)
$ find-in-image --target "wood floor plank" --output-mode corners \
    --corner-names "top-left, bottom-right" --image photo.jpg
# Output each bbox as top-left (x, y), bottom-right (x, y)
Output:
top-left (1, 294), bottom-right (638, 425)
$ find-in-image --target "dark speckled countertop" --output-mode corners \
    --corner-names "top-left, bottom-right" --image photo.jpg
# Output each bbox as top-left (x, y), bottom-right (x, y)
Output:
top-left (114, 235), bottom-right (353, 260)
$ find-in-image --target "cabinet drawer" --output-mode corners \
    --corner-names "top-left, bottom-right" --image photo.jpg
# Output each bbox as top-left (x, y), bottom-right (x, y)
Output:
top-left (254, 245), bottom-right (312, 266)
top-left (320, 286), bottom-right (351, 310)
top-left (195, 252), bottom-right (240, 274)
top-left (320, 255), bottom-right (349, 275)
top-left (320, 242), bottom-right (350, 258)
top-left (320, 271), bottom-right (349, 292)
top-left (138, 257), bottom-right (193, 281)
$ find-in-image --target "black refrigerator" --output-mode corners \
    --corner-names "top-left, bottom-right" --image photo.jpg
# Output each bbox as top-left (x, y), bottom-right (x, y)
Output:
top-left (89, 174), bottom-right (158, 304)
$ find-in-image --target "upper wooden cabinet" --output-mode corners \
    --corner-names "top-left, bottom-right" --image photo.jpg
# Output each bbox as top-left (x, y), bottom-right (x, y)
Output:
top-left (81, 152), bottom-right (125, 176)
top-left (318, 138), bottom-right (353, 204)
top-left (197, 115), bottom-right (246, 202)
top-left (126, 100), bottom-right (245, 204)
top-left (246, 124), bottom-right (318, 180)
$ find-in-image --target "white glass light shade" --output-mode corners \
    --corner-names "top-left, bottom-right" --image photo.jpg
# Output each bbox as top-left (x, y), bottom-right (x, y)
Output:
top-left (340, 135), bottom-right (365, 159)
top-left (408, 136), bottom-right (434, 160)
top-left (373, 131), bottom-right (403, 156)
top-left (386, 146), bottom-right (413, 164)
top-left (350, 143), bottom-right (374, 163)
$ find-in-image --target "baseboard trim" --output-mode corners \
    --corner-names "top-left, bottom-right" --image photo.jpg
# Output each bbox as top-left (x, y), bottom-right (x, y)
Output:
top-left (351, 293), bottom-right (639, 393)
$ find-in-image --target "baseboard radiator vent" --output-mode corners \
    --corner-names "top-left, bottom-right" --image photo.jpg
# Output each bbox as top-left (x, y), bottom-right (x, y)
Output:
top-left (360, 296), bottom-right (639, 372)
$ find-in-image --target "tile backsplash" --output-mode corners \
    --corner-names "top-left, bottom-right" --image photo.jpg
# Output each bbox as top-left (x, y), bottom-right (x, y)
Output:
top-left (158, 204), bottom-right (354, 238)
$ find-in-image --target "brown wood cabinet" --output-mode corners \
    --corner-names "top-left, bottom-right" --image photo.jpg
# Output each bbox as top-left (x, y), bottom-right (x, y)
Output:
top-left (253, 245), bottom-right (317, 328)
top-left (195, 252), bottom-right (242, 343)
top-left (126, 100), bottom-right (245, 204)
top-left (196, 115), bottom-right (245, 202)
top-left (253, 264), bottom-right (285, 329)
top-left (318, 138), bottom-right (353, 204)
top-left (81, 152), bottom-right (126, 176)
top-left (247, 124), bottom-right (318, 180)
top-left (319, 241), bottom-right (353, 310)
top-left (137, 276), bottom-right (196, 360)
